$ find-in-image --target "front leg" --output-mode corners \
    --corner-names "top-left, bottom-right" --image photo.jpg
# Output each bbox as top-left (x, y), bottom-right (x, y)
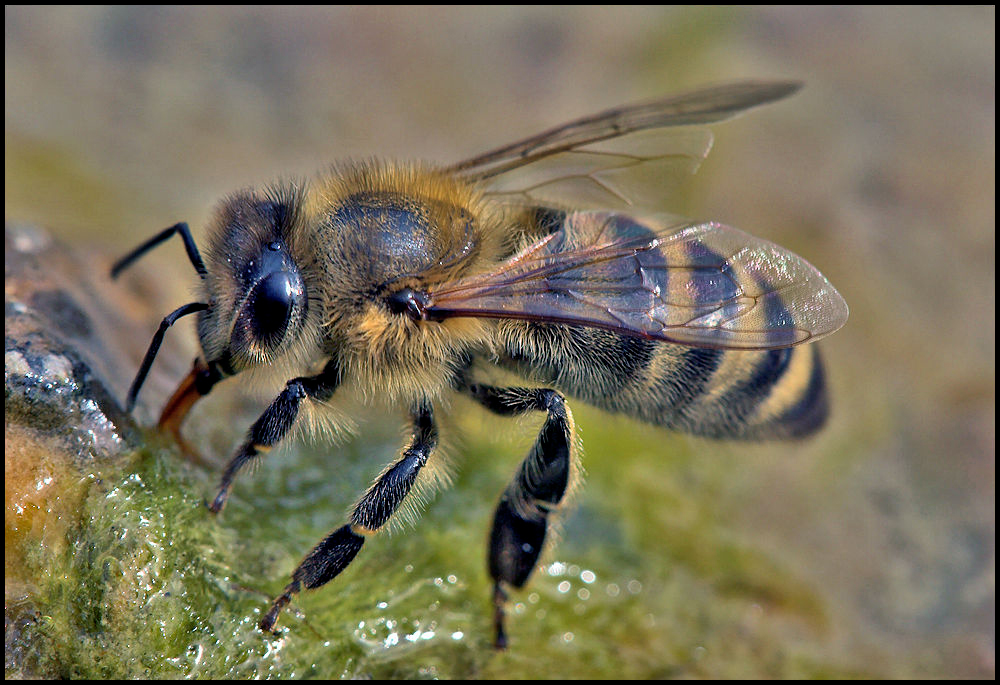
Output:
top-left (209, 359), bottom-right (341, 513)
top-left (464, 383), bottom-right (576, 649)
top-left (260, 400), bottom-right (438, 632)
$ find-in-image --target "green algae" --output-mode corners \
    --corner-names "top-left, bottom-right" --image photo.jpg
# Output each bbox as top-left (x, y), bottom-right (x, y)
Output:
top-left (7, 405), bottom-right (873, 679)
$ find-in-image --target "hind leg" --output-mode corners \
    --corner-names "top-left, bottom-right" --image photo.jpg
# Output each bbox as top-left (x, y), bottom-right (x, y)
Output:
top-left (464, 383), bottom-right (575, 649)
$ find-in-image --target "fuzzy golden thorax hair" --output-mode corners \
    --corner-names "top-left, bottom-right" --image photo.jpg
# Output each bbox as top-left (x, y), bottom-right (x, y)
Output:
top-left (195, 160), bottom-right (508, 401)
top-left (306, 161), bottom-right (506, 400)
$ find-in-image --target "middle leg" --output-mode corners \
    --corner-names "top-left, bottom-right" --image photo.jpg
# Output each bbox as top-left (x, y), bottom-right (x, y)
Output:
top-left (260, 399), bottom-right (438, 632)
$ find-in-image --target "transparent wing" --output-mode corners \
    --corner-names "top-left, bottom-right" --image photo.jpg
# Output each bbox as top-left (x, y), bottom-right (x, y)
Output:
top-left (425, 212), bottom-right (849, 350)
top-left (446, 81), bottom-right (802, 211)
top-left (474, 128), bottom-right (714, 211)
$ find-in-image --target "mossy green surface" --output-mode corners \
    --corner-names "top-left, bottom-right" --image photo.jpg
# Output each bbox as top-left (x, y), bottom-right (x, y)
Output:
top-left (8, 401), bottom-right (873, 679)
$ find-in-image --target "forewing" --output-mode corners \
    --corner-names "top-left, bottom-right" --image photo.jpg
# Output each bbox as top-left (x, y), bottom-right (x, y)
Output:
top-left (447, 81), bottom-right (802, 211)
top-left (425, 213), bottom-right (849, 350)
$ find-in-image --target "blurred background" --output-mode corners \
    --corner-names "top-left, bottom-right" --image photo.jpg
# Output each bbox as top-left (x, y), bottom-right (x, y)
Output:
top-left (5, 6), bottom-right (994, 679)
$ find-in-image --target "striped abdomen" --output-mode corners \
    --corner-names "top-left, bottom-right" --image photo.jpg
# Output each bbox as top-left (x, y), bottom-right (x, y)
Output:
top-left (497, 321), bottom-right (827, 441)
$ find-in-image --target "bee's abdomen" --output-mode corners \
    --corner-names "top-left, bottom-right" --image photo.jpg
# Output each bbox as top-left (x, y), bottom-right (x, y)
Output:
top-left (499, 323), bottom-right (828, 441)
top-left (667, 344), bottom-right (828, 440)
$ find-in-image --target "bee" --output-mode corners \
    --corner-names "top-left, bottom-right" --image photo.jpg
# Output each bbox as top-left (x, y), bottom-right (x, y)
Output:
top-left (111, 81), bottom-right (848, 649)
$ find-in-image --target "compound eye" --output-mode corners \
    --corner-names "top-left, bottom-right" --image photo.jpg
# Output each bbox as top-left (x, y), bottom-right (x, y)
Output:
top-left (251, 271), bottom-right (297, 346)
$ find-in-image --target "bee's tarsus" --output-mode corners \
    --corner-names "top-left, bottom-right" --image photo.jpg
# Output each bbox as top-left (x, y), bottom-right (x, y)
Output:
top-left (208, 485), bottom-right (231, 515)
top-left (492, 582), bottom-right (509, 650)
top-left (210, 360), bottom-right (342, 512)
top-left (259, 582), bottom-right (298, 633)
top-left (261, 526), bottom-right (362, 632)
top-left (294, 525), bottom-right (366, 590)
top-left (261, 401), bottom-right (438, 626)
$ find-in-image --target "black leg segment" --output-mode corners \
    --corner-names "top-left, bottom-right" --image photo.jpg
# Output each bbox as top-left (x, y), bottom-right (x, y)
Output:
top-left (259, 400), bottom-right (439, 632)
top-left (259, 524), bottom-right (365, 632)
top-left (464, 384), bottom-right (575, 649)
top-left (351, 400), bottom-right (438, 533)
top-left (209, 359), bottom-right (341, 513)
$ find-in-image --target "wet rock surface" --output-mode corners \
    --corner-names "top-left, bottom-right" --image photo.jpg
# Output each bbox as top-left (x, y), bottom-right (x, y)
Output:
top-left (6, 224), bottom-right (135, 677)
top-left (5, 223), bottom-right (141, 461)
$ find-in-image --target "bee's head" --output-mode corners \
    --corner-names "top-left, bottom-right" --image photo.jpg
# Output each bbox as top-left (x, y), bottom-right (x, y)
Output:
top-left (196, 186), bottom-right (313, 374)
top-left (112, 184), bottom-right (316, 418)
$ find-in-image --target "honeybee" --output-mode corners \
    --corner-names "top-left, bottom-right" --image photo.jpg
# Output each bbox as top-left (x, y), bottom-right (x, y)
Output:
top-left (112, 81), bottom-right (847, 649)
